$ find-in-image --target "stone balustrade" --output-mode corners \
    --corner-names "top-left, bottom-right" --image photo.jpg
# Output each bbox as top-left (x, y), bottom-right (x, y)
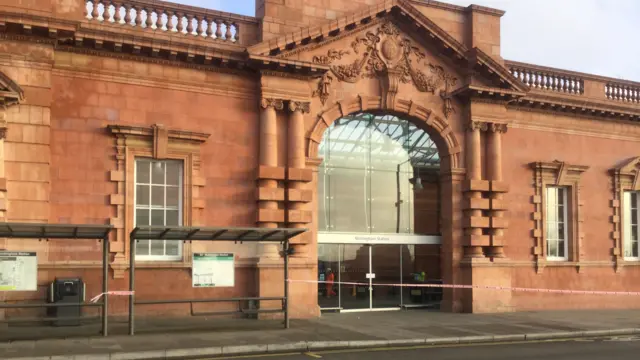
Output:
top-left (508, 64), bottom-right (584, 95)
top-left (84, 0), bottom-right (246, 43)
top-left (605, 83), bottom-right (640, 104)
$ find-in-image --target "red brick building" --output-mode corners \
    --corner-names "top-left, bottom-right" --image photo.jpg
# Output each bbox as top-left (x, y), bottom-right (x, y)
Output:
top-left (1, 0), bottom-right (640, 320)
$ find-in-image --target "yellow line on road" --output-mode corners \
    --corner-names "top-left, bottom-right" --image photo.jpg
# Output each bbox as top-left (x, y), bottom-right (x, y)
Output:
top-left (210, 352), bottom-right (299, 359)
top-left (205, 336), bottom-right (592, 359)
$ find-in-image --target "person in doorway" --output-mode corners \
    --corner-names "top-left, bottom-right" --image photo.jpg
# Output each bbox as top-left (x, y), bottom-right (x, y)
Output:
top-left (325, 268), bottom-right (337, 298)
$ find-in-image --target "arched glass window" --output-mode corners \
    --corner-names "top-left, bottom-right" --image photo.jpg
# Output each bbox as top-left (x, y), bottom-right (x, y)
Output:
top-left (317, 113), bottom-right (441, 235)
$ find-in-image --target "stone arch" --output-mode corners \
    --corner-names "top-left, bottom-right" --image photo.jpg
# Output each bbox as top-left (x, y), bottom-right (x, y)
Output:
top-left (306, 95), bottom-right (462, 171)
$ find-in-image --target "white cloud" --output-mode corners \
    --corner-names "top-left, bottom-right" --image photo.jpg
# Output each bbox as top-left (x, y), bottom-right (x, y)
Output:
top-left (446, 0), bottom-right (640, 81)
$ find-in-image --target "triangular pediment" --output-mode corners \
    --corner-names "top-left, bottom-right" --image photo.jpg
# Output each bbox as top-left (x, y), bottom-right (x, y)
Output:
top-left (615, 157), bottom-right (640, 174)
top-left (0, 71), bottom-right (25, 107)
top-left (247, 0), bottom-right (528, 94)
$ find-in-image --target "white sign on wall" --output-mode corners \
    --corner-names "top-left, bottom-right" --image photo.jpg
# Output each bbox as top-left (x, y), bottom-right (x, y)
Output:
top-left (318, 232), bottom-right (442, 245)
top-left (0, 251), bottom-right (37, 291)
top-left (192, 253), bottom-right (235, 288)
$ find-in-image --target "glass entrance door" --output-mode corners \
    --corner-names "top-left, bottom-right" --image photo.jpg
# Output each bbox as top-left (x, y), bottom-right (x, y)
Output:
top-left (318, 244), bottom-right (403, 311)
top-left (319, 242), bottom-right (437, 311)
top-left (371, 244), bottom-right (402, 309)
top-left (340, 244), bottom-right (370, 310)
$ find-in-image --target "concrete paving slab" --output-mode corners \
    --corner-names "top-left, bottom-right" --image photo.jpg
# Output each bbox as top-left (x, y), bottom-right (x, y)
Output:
top-left (222, 344), bottom-right (269, 355)
top-left (165, 346), bottom-right (222, 358)
top-left (2, 309), bottom-right (640, 359)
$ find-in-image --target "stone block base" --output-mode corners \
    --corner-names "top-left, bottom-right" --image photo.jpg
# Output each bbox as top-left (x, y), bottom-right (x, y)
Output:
top-left (256, 260), bottom-right (319, 320)
top-left (462, 264), bottom-right (514, 313)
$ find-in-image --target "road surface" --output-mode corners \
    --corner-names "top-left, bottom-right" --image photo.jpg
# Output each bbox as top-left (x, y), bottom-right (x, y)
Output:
top-left (210, 335), bottom-right (640, 359)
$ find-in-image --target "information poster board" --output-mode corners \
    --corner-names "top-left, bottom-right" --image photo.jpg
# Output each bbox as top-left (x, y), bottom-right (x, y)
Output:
top-left (192, 253), bottom-right (234, 288)
top-left (0, 251), bottom-right (37, 291)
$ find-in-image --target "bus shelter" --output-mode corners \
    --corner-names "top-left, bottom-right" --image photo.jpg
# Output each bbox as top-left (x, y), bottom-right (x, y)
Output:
top-left (0, 222), bottom-right (112, 336)
top-left (128, 225), bottom-right (307, 335)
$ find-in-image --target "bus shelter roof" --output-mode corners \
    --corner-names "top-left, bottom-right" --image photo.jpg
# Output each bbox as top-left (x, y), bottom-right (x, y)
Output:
top-left (129, 226), bottom-right (307, 242)
top-left (0, 222), bottom-right (112, 239)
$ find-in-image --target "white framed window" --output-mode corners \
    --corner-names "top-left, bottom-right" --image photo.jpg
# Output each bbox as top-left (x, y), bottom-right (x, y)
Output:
top-left (623, 191), bottom-right (640, 260)
top-left (545, 186), bottom-right (568, 261)
top-left (134, 158), bottom-right (183, 261)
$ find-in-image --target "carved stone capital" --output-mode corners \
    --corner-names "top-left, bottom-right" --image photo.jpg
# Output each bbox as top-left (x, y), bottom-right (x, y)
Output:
top-left (288, 101), bottom-right (311, 114)
top-left (260, 98), bottom-right (284, 110)
top-left (489, 123), bottom-right (508, 134)
top-left (467, 120), bottom-right (489, 132)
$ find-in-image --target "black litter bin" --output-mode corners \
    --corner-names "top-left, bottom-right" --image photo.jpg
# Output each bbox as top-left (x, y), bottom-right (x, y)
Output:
top-left (47, 278), bottom-right (85, 326)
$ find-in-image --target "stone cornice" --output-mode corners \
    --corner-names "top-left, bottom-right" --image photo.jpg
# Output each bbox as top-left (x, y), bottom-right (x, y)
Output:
top-left (248, 54), bottom-right (329, 76)
top-left (467, 48), bottom-right (529, 92)
top-left (259, 70), bottom-right (318, 81)
top-left (529, 161), bottom-right (590, 178)
top-left (512, 91), bottom-right (640, 121)
top-left (451, 84), bottom-right (526, 101)
top-left (409, 0), bottom-right (468, 13)
top-left (409, 0), bottom-right (505, 16)
top-left (75, 23), bottom-right (244, 55)
top-left (57, 45), bottom-right (252, 77)
top-left (107, 124), bottom-right (210, 143)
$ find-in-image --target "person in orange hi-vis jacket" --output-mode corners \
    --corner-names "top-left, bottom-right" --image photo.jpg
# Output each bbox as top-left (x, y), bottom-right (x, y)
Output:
top-left (326, 268), bottom-right (337, 297)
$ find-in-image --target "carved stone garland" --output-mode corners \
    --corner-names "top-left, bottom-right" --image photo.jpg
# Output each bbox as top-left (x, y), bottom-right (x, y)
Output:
top-left (311, 21), bottom-right (457, 117)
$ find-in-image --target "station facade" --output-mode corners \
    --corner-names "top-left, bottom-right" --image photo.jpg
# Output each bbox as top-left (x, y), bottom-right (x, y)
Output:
top-left (0, 0), bottom-right (640, 320)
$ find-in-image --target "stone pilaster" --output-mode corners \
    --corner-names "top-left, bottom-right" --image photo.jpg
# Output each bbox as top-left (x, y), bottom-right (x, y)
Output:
top-left (0, 107), bottom-right (7, 229)
top-left (286, 101), bottom-right (312, 257)
top-left (486, 123), bottom-right (508, 258)
top-left (0, 106), bottom-right (5, 324)
top-left (257, 97), bottom-right (285, 259)
top-left (463, 120), bottom-right (489, 259)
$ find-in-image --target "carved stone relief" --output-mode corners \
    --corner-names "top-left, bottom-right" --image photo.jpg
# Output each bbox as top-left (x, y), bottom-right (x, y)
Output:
top-left (311, 21), bottom-right (457, 117)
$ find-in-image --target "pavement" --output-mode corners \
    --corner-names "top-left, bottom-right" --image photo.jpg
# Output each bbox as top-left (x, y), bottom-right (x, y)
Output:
top-left (0, 309), bottom-right (639, 359)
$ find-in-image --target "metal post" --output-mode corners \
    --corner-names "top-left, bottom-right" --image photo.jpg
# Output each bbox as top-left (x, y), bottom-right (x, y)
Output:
top-left (396, 163), bottom-right (401, 233)
top-left (102, 235), bottom-right (109, 336)
top-left (284, 240), bottom-right (289, 329)
top-left (128, 234), bottom-right (135, 335)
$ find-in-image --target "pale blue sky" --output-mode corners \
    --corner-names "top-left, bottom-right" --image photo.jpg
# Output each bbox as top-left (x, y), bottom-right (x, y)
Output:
top-left (174, 0), bottom-right (639, 82)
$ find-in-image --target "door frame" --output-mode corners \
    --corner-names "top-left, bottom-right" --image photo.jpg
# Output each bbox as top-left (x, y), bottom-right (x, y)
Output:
top-left (318, 232), bottom-right (442, 312)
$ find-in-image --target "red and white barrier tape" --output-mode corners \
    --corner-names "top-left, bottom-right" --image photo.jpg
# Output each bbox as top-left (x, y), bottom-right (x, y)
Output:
top-left (288, 279), bottom-right (640, 296)
top-left (90, 291), bottom-right (135, 303)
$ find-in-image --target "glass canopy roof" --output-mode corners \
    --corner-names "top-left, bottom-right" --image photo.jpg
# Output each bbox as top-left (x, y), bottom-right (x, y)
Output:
top-left (318, 112), bottom-right (440, 168)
